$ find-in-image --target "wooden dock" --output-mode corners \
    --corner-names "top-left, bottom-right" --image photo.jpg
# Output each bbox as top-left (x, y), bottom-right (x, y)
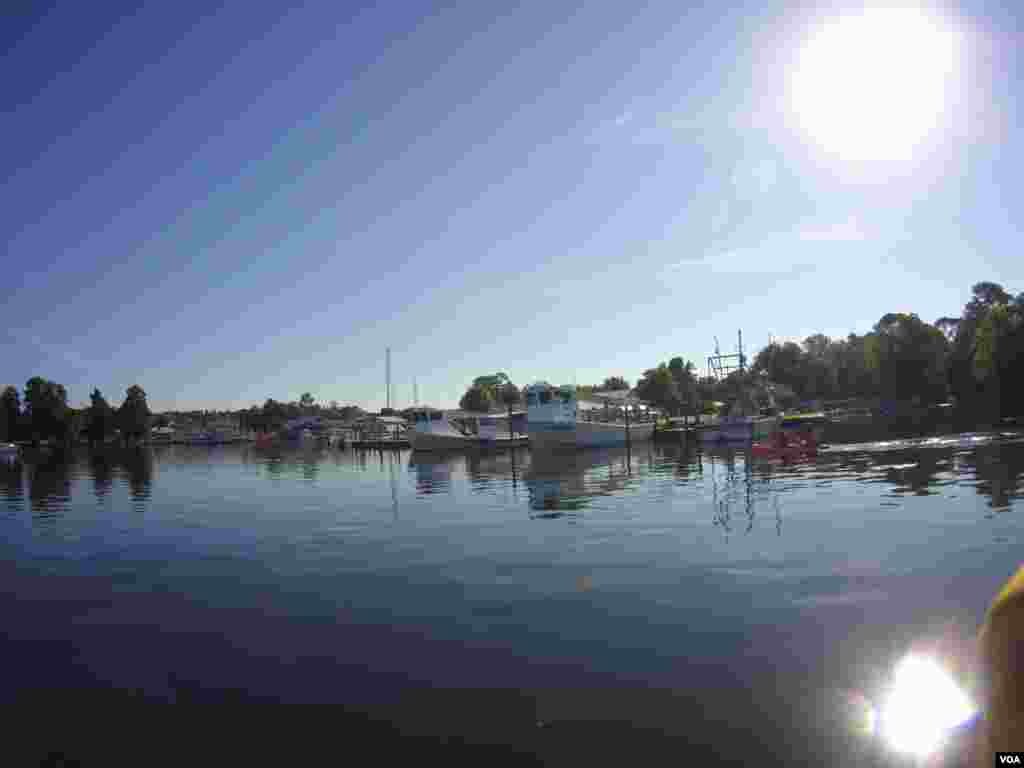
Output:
top-left (350, 439), bottom-right (410, 449)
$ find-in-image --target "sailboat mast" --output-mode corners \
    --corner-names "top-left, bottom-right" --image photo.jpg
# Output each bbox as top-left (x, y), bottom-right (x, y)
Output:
top-left (386, 347), bottom-right (391, 411)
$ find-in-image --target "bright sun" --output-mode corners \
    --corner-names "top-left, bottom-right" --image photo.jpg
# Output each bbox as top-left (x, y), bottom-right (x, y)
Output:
top-left (790, 6), bottom-right (960, 166)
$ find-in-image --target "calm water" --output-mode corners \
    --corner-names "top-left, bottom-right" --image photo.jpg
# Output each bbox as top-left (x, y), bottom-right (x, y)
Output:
top-left (2, 433), bottom-right (1023, 764)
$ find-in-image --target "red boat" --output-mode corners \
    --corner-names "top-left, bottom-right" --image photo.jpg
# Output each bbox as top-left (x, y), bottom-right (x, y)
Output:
top-left (751, 437), bottom-right (818, 459)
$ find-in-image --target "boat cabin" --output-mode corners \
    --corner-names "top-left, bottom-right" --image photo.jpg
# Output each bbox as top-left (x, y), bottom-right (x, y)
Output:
top-left (524, 383), bottom-right (577, 427)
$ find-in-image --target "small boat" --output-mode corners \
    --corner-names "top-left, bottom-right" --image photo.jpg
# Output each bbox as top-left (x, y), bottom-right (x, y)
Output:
top-left (700, 415), bottom-right (777, 443)
top-left (410, 409), bottom-right (527, 452)
top-left (751, 436), bottom-right (819, 459)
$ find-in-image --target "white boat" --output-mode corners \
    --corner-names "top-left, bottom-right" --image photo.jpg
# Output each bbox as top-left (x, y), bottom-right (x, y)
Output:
top-left (410, 409), bottom-right (528, 452)
top-left (525, 383), bottom-right (654, 449)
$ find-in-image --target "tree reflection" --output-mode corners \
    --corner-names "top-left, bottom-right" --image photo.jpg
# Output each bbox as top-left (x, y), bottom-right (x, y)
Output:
top-left (90, 452), bottom-right (114, 502)
top-left (0, 462), bottom-right (23, 511)
top-left (27, 455), bottom-right (72, 515)
top-left (965, 443), bottom-right (1024, 511)
top-left (121, 448), bottom-right (153, 504)
top-left (878, 449), bottom-right (946, 496)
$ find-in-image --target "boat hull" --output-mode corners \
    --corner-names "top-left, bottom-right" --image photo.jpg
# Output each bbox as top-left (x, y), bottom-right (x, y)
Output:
top-left (528, 421), bottom-right (655, 449)
top-left (410, 431), bottom-right (528, 452)
top-left (700, 417), bottom-right (776, 443)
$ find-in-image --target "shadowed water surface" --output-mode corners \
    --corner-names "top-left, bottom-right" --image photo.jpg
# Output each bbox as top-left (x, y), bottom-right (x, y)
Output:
top-left (1, 434), bottom-right (1022, 764)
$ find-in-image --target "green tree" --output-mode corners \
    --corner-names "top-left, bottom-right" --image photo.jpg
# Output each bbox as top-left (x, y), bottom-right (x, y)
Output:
top-left (85, 388), bottom-right (116, 445)
top-left (118, 385), bottom-right (151, 442)
top-left (667, 358), bottom-right (699, 413)
top-left (259, 398), bottom-right (288, 431)
top-left (0, 385), bottom-right (20, 442)
top-left (601, 376), bottom-right (629, 391)
top-left (299, 392), bottom-right (316, 412)
top-left (864, 313), bottom-right (949, 405)
top-left (459, 373), bottom-right (517, 412)
top-left (459, 386), bottom-right (493, 412)
top-left (947, 282), bottom-right (1024, 419)
top-left (24, 377), bottom-right (69, 443)
top-left (635, 364), bottom-right (682, 414)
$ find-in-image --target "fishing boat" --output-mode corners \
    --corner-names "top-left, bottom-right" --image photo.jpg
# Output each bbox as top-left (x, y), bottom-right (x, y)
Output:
top-left (409, 409), bottom-right (528, 452)
top-left (525, 383), bottom-right (655, 449)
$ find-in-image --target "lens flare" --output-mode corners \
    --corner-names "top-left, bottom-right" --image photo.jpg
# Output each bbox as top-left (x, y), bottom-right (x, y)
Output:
top-left (789, 6), bottom-right (961, 167)
top-left (878, 654), bottom-right (976, 757)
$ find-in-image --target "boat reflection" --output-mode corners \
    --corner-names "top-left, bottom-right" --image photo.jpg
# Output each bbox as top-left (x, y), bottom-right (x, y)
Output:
top-left (700, 445), bottom-right (785, 538)
top-left (523, 445), bottom-right (639, 518)
top-left (409, 454), bottom-right (453, 495)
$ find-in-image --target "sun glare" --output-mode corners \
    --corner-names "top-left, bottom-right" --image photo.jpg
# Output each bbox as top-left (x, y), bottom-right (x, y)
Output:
top-left (790, 6), bottom-right (960, 166)
top-left (878, 654), bottom-right (976, 757)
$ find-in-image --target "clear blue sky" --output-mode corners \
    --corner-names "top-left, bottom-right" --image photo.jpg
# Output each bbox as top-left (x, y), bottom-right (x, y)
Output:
top-left (3, 1), bottom-right (1022, 411)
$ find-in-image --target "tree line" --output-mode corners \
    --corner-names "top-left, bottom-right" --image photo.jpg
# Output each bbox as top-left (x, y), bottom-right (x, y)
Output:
top-left (455, 282), bottom-right (1024, 421)
top-left (630, 281), bottom-right (1023, 419)
top-left (0, 380), bottom-right (151, 446)
top-left (243, 395), bottom-right (365, 432)
top-left (0, 382), bottom-right (371, 445)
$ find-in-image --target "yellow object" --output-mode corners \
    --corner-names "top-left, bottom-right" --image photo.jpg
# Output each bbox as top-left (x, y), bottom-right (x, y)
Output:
top-left (977, 564), bottom-right (1024, 757)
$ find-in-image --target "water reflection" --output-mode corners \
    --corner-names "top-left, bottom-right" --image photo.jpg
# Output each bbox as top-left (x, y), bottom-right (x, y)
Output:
top-left (1, 461), bottom-right (23, 512)
top-left (28, 455), bottom-right (72, 516)
top-left (0, 433), bottom-right (1020, 535)
top-left (409, 454), bottom-right (452, 495)
top-left (121, 448), bottom-right (153, 504)
top-left (90, 452), bottom-right (114, 502)
top-left (523, 446), bottom-right (636, 517)
top-left (966, 443), bottom-right (1023, 511)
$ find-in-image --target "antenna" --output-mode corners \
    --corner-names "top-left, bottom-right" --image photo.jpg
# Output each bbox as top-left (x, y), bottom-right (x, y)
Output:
top-left (386, 347), bottom-right (391, 411)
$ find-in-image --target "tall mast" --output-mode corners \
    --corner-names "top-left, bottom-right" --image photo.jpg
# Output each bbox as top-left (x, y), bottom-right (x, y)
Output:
top-left (386, 347), bottom-right (391, 411)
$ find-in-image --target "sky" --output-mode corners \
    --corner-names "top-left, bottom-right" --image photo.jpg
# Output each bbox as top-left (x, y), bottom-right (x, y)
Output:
top-left (2, 0), bottom-right (1022, 411)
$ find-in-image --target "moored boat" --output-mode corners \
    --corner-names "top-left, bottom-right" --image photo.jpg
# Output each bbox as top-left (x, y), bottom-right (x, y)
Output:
top-left (525, 383), bottom-right (654, 449)
top-left (751, 439), bottom-right (818, 459)
top-left (699, 415), bottom-right (777, 443)
top-left (410, 409), bottom-right (528, 452)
